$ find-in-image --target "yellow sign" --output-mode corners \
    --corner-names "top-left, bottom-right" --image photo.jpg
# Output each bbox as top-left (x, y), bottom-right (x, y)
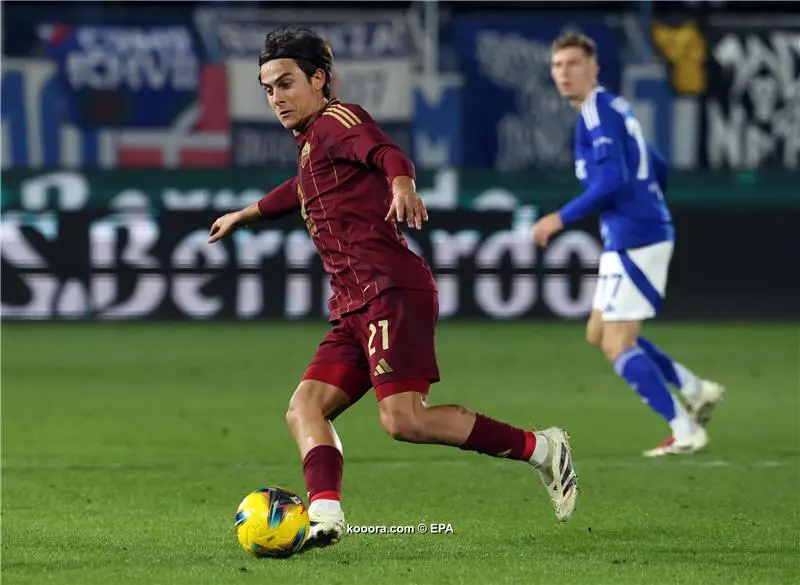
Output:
top-left (651, 19), bottom-right (707, 95)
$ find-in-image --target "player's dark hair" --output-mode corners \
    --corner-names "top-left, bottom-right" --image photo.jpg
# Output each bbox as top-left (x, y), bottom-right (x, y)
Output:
top-left (259, 27), bottom-right (334, 98)
top-left (551, 33), bottom-right (597, 60)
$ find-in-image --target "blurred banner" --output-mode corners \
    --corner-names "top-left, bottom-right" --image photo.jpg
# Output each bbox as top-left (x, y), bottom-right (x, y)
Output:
top-left (3, 5), bottom-right (799, 172)
top-left (1, 56), bottom-right (230, 169)
top-left (3, 207), bottom-right (798, 321)
top-left (0, 209), bottom-right (598, 321)
top-left (2, 169), bottom-right (796, 214)
top-left (450, 16), bottom-right (621, 169)
top-left (39, 24), bottom-right (201, 129)
top-left (194, 9), bottom-right (414, 166)
top-left (2, 168), bottom-right (798, 321)
top-left (702, 20), bottom-right (800, 169)
top-left (629, 19), bottom-right (707, 170)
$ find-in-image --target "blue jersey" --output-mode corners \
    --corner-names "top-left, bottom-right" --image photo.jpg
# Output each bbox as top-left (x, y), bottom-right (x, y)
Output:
top-left (559, 86), bottom-right (674, 251)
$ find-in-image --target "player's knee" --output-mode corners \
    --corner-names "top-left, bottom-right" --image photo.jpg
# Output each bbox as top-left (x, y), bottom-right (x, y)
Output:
top-left (585, 311), bottom-right (604, 348)
top-left (378, 403), bottom-right (427, 443)
top-left (601, 322), bottom-right (640, 361)
top-left (585, 324), bottom-right (603, 348)
top-left (284, 398), bottom-right (304, 433)
top-left (285, 383), bottom-right (322, 432)
top-left (600, 336), bottom-right (634, 362)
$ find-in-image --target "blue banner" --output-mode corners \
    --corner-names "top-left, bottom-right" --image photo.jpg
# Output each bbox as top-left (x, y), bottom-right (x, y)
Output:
top-left (451, 17), bottom-right (622, 169)
top-left (412, 78), bottom-right (464, 168)
top-left (40, 24), bottom-right (201, 129)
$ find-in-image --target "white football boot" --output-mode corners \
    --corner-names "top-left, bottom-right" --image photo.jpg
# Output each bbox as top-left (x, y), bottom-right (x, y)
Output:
top-left (685, 380), bottom-right (726, 426)
top-left (642, 425), bottom-right (709, 457)
top-left (306, 500), bottom-right (345, 548)
top-left (535, 427), bottom-right (579, 522)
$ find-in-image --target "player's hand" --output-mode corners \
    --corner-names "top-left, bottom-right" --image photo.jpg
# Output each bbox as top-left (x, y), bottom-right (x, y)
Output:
top-left (531, 212), bottom-right (564, 247)
top-left (208, 211), bottom-right (242, 243)
top-left (386, 181), bottom-right (428, 230)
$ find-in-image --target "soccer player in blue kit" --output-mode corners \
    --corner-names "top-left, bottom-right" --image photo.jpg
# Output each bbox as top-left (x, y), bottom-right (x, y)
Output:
top-left (533, 33), bottom-right (725, 457)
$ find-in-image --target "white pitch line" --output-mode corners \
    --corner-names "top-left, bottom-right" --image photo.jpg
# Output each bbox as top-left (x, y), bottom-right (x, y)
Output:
top-left (3, 459), bottom-right (793, 472)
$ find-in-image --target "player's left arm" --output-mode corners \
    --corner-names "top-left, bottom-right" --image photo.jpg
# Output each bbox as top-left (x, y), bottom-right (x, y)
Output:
top-left (319, 103), bottom-right (427, 229)
top-left (558, 99), bottom-right (629, 226)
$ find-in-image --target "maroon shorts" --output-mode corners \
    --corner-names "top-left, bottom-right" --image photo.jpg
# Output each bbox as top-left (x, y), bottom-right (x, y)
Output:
top-left (302, 288), bottom-right (440, 402)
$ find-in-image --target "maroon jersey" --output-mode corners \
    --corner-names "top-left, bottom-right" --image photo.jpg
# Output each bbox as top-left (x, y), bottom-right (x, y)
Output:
top-left (259, 100), bottom-right (436, 321)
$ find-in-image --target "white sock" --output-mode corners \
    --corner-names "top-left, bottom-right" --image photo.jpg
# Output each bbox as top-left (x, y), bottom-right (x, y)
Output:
top-left (668, 395), bottom-right (698, 440)
top-left (675, 363), bottom-right (702, 402)
top-left (308, 498), bottom-right (341, 517)
top-left (528, 432), bottom-right (549, 468)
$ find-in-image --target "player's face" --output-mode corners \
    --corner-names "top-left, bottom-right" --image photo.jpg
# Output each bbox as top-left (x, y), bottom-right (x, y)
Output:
top-left (260, 58), bottom-right (326, 130)
top-left (551, 47), bottom-right (598, 105)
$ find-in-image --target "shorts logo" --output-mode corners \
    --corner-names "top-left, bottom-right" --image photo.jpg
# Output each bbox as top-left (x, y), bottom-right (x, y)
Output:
top-left (373, 358), bottom-right (394, 376)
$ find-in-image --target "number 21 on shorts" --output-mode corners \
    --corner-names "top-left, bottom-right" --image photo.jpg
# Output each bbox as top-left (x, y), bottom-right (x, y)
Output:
top-left (368, 320), bottom-right (390, 355)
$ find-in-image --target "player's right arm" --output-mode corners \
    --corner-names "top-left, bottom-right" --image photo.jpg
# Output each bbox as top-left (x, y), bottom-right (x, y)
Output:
top-left (208, 177), bottom-right (299, 243)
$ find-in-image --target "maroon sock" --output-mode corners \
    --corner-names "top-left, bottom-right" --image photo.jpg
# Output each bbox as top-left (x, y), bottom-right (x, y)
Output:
top-left (302, 445), bottom-right (343, 503)
top-left (461, 413), bottom-right (536, 461)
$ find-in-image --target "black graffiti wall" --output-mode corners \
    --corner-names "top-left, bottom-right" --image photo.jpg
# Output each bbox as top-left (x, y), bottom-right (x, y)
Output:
top-left (703, 22), bottom-right (800, 170)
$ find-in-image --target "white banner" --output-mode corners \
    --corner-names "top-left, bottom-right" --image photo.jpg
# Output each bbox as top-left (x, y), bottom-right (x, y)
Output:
top-left (228, 58), bottom-right (413, 123)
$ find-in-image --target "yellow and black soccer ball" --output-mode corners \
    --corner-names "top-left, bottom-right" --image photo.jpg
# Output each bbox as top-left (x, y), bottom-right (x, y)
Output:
top-left (234, 487), bottom-right (310, 558)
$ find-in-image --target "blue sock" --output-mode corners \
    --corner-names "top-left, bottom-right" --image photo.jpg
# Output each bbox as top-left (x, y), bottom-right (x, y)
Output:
top-left (613, 346), bottom-right (676, 423)
top-left (636, 336), bottom-right (680, 387)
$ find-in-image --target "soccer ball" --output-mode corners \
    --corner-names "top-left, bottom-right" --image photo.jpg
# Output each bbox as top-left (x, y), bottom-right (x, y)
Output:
top-left (234, 487), bottom-right (310, 558)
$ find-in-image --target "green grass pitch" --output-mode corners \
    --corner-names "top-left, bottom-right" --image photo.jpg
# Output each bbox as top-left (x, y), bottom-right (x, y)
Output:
top-left (1, 321), bottom-right (798, 584)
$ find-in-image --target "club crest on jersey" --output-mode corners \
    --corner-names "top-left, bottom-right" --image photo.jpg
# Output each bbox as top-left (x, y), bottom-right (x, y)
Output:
top-left (300, 142), bottom-right (311, 168)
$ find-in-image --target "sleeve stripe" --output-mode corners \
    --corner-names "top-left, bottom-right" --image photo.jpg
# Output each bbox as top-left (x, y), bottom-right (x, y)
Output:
top-left (322, 110), bottom-right (353, 128)
top-left (581, 89), bottom-right (600, 131)
top-left (329, 104), bottom-right (361, 126)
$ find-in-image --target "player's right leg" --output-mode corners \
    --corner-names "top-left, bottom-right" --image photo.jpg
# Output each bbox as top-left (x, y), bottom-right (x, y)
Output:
top-left (286, 323), bottom-right (372, 548)
top-left (588, 309), bottom-right (725, 426)
top-left (593, 243), bottom-right (709, 456)
top-left (635, 336), bottom-right (725, 426)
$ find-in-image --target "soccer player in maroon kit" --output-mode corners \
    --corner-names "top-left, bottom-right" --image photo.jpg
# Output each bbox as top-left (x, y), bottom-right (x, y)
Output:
top-left (209, 28), bottom-right (579, 546)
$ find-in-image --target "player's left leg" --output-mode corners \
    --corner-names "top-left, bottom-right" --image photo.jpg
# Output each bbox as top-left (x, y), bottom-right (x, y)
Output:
top-left (587, 307), bottom-right (722, 423)
top-left (601, 320), bottom-right (706, 456)
top-left (359, 289), bottom-right (577, 521)
top-left (635, 336), bottom-right (726, 426)
top-left (597, 242), bottom-right (706, 456)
